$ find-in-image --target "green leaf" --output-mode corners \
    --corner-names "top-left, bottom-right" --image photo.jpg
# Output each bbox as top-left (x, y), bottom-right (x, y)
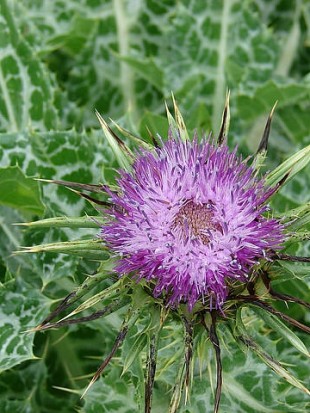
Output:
top-left (270, 260), bottom-right (309, 283)
top-left (164, 1), bottom-right (280, 131)
top-left (0, 360), bottom-right (81, 412)
top-left (115, 55), bottom-right (164, 91)
top-left (0, 166), bottom-right (44, 216)
top-left (82, 372), bottom-right (138, 413)
top-left (270, 165), bottom-right (310, 214)
top-left (251, 306), bottom-right (309, 358)
top-left (139, 112), bottom-right (169, 141)
top-left (265, 145), bottom-right (310, 187)
top-left (237, 79), bottom-right (310, 122)
top-left (238, 334), bottom-right (309, 395)
top-left (287, 230), bottom-right (310, 243)
top-left (0, 280), bottom-right (50, 371)
top-left (122, 332), bottom-right (147, 376)
top-left (0, 129), bottom-right (115, 216)
top-left (0, 0), bottom-right (59, 132)
top-left (277, 203), bottom-right (310, 223)
top-left (284, 203), bottom-right (310, 231)
top-left (276, 104), bottom-right (310, 146)
top-left (234, 309), bottom-right (310, 396)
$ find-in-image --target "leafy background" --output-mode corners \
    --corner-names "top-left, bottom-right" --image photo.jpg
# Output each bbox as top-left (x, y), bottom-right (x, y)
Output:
top-left (0, 0), bottom-right (309, 412)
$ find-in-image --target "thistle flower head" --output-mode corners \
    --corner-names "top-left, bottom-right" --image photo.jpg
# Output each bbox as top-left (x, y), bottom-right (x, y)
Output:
top-left (101, 135), bottom-right (284, 310)
top-left (29, 99), bottom-right (310, 413)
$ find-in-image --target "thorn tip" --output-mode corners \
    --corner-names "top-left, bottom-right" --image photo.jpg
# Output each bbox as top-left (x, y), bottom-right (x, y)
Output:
top-left (217, 91), bottom-right (230, 145)
top-left (256, 103), bottom-right (277, 154)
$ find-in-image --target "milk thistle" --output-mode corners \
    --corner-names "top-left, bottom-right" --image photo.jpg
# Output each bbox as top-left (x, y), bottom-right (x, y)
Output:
top-left (26, 96), bottom-right (310, 413)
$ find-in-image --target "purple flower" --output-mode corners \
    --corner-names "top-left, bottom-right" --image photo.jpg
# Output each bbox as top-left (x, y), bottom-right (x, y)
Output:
top-left (101, 136), bottom-right (284, 310)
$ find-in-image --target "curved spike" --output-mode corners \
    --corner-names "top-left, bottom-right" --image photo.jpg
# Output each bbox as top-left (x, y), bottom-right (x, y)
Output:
top-left (68, 187), bottom-right (114, 208)
top-left (270, 291), bottom-right (310, 310)
top-left (238, 297), bottom-right (310, 334)
top-left (109, 118), bottom-right (151, 149)
top-left (172, 93), bottom-right (189, 141)
top-left (95, 110), bottom-right (133, 170)
top-left (261, 271), bottom-right (310, 309)
top-left (38, 291), bottom-right (77, 327)
top-left (259, 170), bottom-right (291, 204)
top-left (146, 125), bottom-right (160, 148)
top-left (35, 178), bottom-right (106, 193)
top-left (35, 300), bottom-right (125, 331)
top-left (37, 270), bottom-right (113, 328)
top-left (81, 309), bottom-right (134, 399)
top-left (96, 110), bottom-right (133, 156)
top-left (217, 90), bottom-right (230, 146)
top-left (272, 253), bottom-right (310, 263)
top-left (256, 102), bottom-right (277, 155)
top-left (165, 100), bottom-right (179, 141)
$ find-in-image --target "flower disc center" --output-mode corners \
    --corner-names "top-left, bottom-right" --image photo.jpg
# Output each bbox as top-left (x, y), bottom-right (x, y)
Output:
top-left (172, 200), bottom-right (222, 244)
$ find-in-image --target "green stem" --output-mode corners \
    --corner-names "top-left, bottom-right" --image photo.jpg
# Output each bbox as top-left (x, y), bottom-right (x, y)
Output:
top-left (113, 0), bottom-right (137, 120)
top-left (212, 0), bottom-right (232, 133)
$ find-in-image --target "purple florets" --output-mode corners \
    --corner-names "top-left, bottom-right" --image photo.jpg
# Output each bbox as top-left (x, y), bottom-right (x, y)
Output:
top-left (101, 137), bottom-right (283, 310)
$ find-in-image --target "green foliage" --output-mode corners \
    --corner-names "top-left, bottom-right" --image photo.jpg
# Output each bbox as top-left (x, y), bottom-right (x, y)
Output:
top-left (0, 279), bottom-right (51, 372)
top-left (0, 166), bottom-right (44, 216)
top-left (0, 0), bottom-right (309, 412)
